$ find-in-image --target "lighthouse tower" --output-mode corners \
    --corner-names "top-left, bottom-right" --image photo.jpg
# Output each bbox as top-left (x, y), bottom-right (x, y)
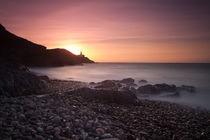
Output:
top-left (79, 51), bottom-right (84, 57)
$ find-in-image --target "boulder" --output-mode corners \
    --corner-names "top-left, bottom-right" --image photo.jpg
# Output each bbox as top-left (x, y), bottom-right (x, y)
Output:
top-left (0, 61), bottom-right (48, 97)
top-left (139, 80), bottom-right (148, 83)
top-left (89, 82), bottom-right (96, 85)
top-left (120, 78), bottom-right (135, 84)
top-left (70, 88), bottom-right (138, 105)
top-left (137, 84), bottom-right (177, 94)
top-left (92, 78), bottom-right (138, 94)
top-left (155, 84), bottom-right (176, 92)
top-left (95, 80), bottom-right (116, 88)
top-left (178, 85), bottom-right (196, 93)
top-left (137, 84), bottom-right (158, 94)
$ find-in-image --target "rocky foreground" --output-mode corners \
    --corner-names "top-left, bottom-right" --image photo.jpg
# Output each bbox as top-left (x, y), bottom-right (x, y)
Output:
top-left (0, 84), bottom-right (210, 140)
top-left (0, 62), bottom-right (210, 139)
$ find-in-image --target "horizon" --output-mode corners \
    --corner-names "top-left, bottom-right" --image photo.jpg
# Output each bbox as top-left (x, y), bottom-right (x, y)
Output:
top-left (1, 0), bottom-right (210, 63)
top-left (93, 62), bottom-right (210, 64)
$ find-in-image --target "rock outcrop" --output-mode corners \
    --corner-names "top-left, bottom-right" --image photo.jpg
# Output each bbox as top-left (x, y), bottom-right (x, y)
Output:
top-left (91, 78), bottom-right (137, 91)
top-left (137, 84), bottom-right (177, 94)
top-left (0, 61), bottom-right (48, 97)
top-left (89, 79), bottom-right (196, 96)
top-left (70, 88), bottom-right (138, 105)
top-left (0, 24), bottom-right (94, 67)
top-left (137, 83), bottom-right (195, 95)
top-left (139, 80), bottom-right (148, 83)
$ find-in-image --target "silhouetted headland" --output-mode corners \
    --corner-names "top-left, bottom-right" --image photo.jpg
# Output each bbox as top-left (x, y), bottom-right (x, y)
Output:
top-left (0, 24), bottom-right (94, 67)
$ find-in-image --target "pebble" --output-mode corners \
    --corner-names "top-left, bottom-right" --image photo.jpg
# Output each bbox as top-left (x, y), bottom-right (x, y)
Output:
top-left (37, 127), bottom-right (43, 133)
top-left (53, 116), bottom-right (61, 123)
top-left (35, 135), bottom-right (45, 140)
top-left (54, 127), bottom-right (61, 135)
top-left (25, 136), bottom-right (33, 140)
top-left (65, 122), bottom-right (71, 127)
top-left (101, 138), bottom-right (120, 140)
top-left (19, 114), bottom-right (26, 120)
top-left (96, 128), bottom-right (105, 135)
top-left (85, 121), bottom-right (93, 129)
top-left (101, 133), bottom-right (113, 138)
top-left (46, 126), bottom-right (53, 130)
top-left (0, 80), bottom-right (209, 139)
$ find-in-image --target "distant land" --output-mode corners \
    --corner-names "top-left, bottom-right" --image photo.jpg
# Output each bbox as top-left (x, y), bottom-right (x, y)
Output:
top-left (0, 24), bottom-right (94, 67)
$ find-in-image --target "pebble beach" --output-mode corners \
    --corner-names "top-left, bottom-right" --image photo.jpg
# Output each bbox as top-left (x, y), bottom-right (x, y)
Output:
top-left (0, 80), bottom-right (209, 140)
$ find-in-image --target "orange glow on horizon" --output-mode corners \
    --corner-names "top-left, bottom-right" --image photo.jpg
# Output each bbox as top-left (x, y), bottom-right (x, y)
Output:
top-left (1, 0), bottom-right (210, 63)
top-left (64, 45), bottom-right (81, 55)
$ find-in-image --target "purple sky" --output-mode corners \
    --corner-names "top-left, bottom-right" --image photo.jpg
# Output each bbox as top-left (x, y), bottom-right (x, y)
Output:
top-left (0, 0), bottom-right (210, 62)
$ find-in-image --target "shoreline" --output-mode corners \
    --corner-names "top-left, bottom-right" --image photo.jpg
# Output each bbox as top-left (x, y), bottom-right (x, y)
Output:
top-left (0, 79), bottom-right (210, 139)
top-left (37, 79), bottom-right (209, 111)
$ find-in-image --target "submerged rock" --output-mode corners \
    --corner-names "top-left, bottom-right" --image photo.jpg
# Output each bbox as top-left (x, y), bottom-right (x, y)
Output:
top-left (137, 83), bottom-right (196, 96)
top-left (120, 78), bottom-right (135, 84)
top-left (139, 80), bottom-right (148, 83)
top-left (178, 85), bottom-right (196, 93)
top-left (137, 84), bottom-right (177, 94)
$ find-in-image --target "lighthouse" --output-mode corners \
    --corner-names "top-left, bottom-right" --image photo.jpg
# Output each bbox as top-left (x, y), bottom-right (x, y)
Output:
top-left (79, 51), bottom-right (84, 57)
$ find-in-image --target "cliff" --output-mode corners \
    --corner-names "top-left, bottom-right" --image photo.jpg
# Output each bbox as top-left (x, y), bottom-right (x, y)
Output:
top-left (0, 24), bottom-right (94, 66)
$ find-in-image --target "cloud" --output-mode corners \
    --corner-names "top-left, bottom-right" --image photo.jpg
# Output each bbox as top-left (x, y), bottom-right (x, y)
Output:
top-left (78, 36), bottom-right (210, 44)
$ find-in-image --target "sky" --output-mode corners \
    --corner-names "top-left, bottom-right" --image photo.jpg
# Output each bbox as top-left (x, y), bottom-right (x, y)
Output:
top-left (0, 0), bottom-right (210, 62)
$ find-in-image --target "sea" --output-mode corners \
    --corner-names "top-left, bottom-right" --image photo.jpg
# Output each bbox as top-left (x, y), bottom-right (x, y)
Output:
top-left (30, 63), bottom-right (210, 110)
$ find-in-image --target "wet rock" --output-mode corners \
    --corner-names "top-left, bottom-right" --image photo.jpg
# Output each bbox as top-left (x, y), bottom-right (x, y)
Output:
top-left (119, 86), bottom-right (137, 93)
top-left (46, 126), bottom-right (53, 131)
top-left (89, 82), bottom-right (96, 85)
top-left (178, 85), bottom-right (196, 93)
top-left (85, 120), bottom-right (93, 129)
top-left (101, 133), bottom-right (113, 139)
top-left (139, 80), bottom-right (148, 83)
top-left (167, 91), bottom-right (180, 97)
top-left (65, 122), bottom-right (71, 127)
top-left (0, 77), bottom-right (208, 140)
top-left (24, 103), bottom-right (36, 110)
top-left (95, 80), bottom-right (116, 88)
top-left (25, 136), bottom-right (33, 140)
top-left (92, 78), bottom-right (138, 92)
top-left (96, 128), bottom-right (105, 135)
top-left (52, 116), bottom-right (61, 123)
top-left (37, 127), bottom-right (43, 133)
top-left (139, 131), bottom-right (148, 135)
top-left (0, 61), bottom-right (48, 97)
top-left (81, 129), bottom-right (88, 139)
top-left (25, 126), bottom-right (36, 134)
top-left (72, 135), bottom-right (80, 140)
top-left (19, 114), bottom-right (26, 121)
top-left (35, 135), bottom-right (45, 140)
top-left (137, 84), bottom-right (176, 94)
top-left (101, 138), bottom-right (120, 140)
top-left (120, 78), bottom-right (135, 84)
top-left (71, 88), bottom-right (138, 105)
top-left (39, 75), bottom-right (50, 82)
top-left (54, 127), bottom-right (61, 135)
top-left (11, 121), bottom-right (19, 126)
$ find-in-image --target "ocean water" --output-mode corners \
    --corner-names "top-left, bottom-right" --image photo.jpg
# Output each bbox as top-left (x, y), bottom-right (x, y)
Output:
top-left (30, 63), bottom-right (210, 109)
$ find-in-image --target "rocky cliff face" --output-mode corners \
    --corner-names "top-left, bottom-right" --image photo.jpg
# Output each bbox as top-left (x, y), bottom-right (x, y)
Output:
top-left (0, 24), bottom-right (94, 67)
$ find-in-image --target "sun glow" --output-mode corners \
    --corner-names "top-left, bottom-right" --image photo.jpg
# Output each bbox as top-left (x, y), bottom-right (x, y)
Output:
top-left (65, 45), bottom-right (81, 55)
